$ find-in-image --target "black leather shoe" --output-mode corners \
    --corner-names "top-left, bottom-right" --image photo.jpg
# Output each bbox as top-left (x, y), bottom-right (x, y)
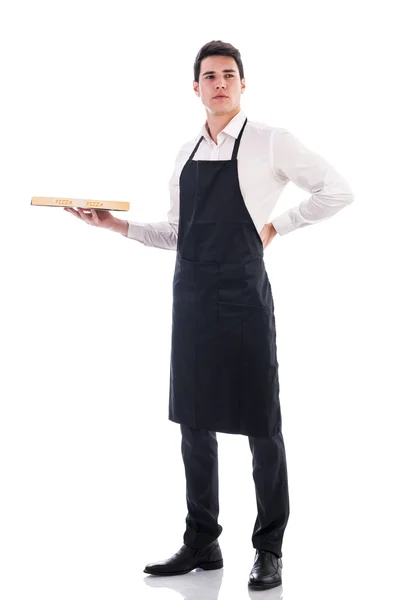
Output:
top-left (248, 550), bottom-right (282, 590)
top-left (143, 540), bottom-right (223, 576)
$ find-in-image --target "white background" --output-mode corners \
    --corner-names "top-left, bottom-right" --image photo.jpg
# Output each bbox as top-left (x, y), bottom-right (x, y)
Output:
top-left (1, 1), bottom-right (399, 599)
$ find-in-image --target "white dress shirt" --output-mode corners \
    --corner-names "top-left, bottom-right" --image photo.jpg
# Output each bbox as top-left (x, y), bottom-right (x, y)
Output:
top-left (126, 109), bottom-right (354, 249)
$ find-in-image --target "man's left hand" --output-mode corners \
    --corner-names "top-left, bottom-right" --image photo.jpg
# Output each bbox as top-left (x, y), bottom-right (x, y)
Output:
top-left (259, 222), bottom-right (278, 249)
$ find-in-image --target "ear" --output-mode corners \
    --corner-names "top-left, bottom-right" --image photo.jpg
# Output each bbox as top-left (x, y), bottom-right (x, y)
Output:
top-left (193, 80), bottom-right (200, 97)
top-left (241, 77), bottom-right (246, 94)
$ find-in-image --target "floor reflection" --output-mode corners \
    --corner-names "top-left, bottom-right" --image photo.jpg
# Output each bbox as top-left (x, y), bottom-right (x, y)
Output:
top-left (143, 566), bottom-right (283, 599)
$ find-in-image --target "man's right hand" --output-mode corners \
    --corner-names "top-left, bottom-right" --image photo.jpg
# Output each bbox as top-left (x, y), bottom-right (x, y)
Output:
top-left (64, 207), bottom-right (128, 235)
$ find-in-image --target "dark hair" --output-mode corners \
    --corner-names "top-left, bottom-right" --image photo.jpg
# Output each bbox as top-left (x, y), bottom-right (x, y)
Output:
top-left (193, 40), bottom-right (244, 83)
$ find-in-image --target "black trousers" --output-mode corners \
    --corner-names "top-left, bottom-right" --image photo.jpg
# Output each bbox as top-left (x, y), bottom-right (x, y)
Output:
top-left (180, 424), bottom-right (290, 559)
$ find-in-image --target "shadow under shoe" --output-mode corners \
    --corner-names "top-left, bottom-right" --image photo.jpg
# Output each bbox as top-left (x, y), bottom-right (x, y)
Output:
top-left (248, 550), bottom-right (282, 590)
top-left (144, 540), bottom-right (223, 576)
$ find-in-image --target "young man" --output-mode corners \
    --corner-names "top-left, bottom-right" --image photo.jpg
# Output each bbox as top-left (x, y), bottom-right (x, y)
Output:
top-left (65, 40), bottom-right (354, 591)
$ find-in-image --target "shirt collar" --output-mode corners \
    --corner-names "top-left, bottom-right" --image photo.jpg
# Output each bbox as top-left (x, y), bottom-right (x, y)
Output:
top-left (198, 108), bottom-right (247, 143)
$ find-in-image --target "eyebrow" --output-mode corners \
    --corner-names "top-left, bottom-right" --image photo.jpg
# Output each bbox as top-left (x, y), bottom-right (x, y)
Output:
top-left (201, 69), bottom-right (237, 76)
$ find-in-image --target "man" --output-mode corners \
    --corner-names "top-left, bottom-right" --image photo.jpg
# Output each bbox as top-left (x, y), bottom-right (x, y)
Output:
top-left (65, 40), bottom-right (354, 591)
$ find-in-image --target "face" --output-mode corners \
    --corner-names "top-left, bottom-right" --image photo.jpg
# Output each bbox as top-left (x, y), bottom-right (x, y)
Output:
top-left (193, 55), bottom-right (245, 116)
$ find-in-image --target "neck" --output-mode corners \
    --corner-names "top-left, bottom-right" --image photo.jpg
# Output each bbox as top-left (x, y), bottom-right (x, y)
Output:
top-left (205, 106), bottom-right (241, 144)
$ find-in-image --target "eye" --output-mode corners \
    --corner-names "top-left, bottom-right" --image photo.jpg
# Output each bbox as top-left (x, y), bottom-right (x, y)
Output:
top-left (205, 74), bottom-right (234, 79)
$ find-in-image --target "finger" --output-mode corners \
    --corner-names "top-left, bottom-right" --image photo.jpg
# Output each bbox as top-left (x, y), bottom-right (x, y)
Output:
top-left (77, 207), bottom-right (91, 224)
top-left (64, 207), bottom-right (82, 220)
top-left (91, 208), bottom-right (99, 224)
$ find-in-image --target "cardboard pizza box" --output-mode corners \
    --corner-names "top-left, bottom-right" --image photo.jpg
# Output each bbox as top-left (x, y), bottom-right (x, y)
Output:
top-left (31, 196), bottom-right (130, 211)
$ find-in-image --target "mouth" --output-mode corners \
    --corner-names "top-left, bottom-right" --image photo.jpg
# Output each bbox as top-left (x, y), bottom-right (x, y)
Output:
top-left (213, 95), bottom-right (228, 99)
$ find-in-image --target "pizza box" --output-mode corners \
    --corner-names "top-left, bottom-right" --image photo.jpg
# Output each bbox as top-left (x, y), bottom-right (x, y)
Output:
top-left (31, 196), bottom-right (130, 211)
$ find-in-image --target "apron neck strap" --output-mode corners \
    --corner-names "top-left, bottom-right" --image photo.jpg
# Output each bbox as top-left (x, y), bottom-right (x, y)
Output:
top-left (188, 136), bottom-right (204, 161)
top-left (231, 117), bottom-right (248, 160)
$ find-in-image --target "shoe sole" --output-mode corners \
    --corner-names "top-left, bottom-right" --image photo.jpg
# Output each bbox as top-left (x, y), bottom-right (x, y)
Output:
top-left (144, 558), bottom-right (224, 576)
top-left (248, 579), bottom-right (282, 590)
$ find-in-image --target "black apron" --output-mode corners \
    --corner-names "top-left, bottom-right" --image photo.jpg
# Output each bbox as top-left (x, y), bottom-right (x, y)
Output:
top-left (168, 118), bottom-right (282, 438)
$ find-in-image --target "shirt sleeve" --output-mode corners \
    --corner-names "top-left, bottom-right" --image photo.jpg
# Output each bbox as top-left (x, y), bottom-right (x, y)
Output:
top-left (270, 128), bottom-right (355, 236)
top-left (125, 147), bottom-right (184, 250)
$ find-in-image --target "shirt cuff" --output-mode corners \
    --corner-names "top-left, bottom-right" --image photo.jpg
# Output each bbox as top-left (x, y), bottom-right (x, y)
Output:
top-left (271, 211), bottom-right (295, 236)
top-left (127, 222), bottom-right (146, 243)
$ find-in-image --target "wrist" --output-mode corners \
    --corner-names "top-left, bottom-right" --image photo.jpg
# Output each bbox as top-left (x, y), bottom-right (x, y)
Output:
top-left (112, 218), bottom-right (129, 236)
